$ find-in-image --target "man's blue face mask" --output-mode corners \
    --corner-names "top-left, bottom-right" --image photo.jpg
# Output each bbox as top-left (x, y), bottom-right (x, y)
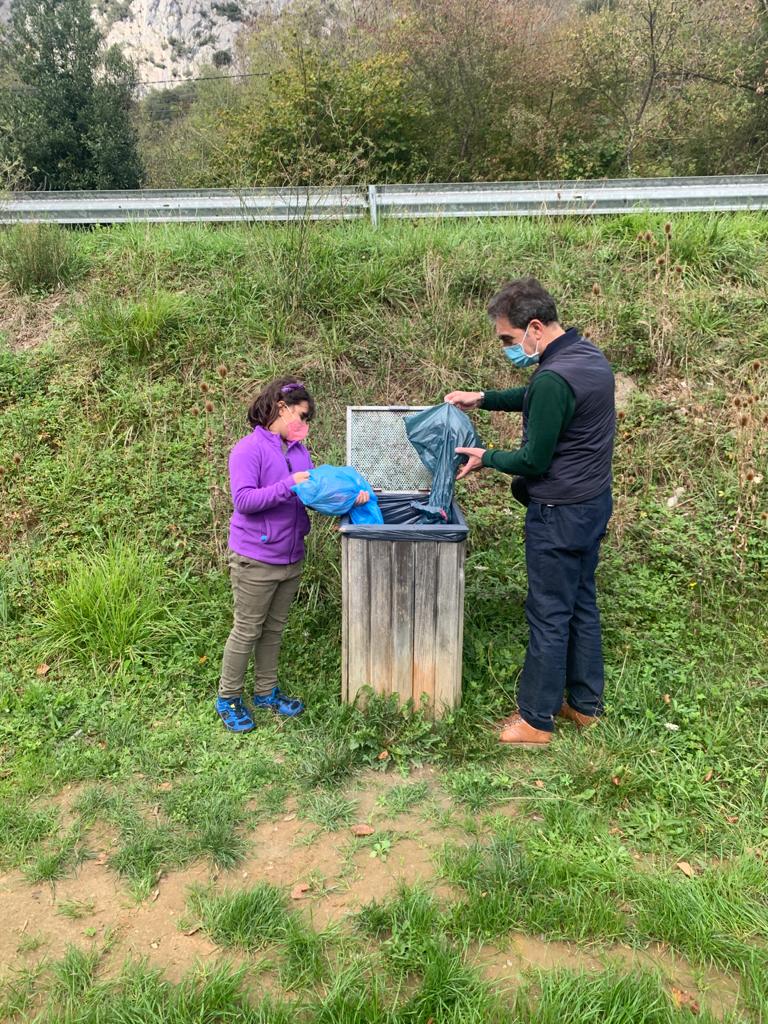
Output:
top-left (503, 324), bottom-right (540, 368)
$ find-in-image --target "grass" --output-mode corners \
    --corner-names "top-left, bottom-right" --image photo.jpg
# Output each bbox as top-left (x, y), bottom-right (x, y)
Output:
top-left (0, 213), bottom-right (767, 1019)
top-left (0, 224), bottom-right (88, 294)
top-left (377, 780), bottom-right (430, 816)
top-left (38, 538), bottom-right (187, 667)
top-left (187, 882), bottom-right (292, 950)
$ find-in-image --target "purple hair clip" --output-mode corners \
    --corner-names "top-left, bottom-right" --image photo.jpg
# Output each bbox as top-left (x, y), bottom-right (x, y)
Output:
top-left (281, 381), bottom-right (305, 394)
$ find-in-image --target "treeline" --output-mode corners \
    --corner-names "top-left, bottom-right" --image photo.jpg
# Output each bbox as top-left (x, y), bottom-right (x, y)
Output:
top-left (2, 0), bottom-right (768, 190)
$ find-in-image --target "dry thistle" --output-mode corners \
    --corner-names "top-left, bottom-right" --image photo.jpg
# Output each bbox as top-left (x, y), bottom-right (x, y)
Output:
top-left (205, 400), bottom-right (214, 414)
top-left (664, 222), bottom-right (672, 236)
top-left (200, 382), bottom-right (209, 394)
top-left (746, 469), bottom-right (756, 481)
top-left (748, 395), bottom-right (756, 405)
top-left (740, 414), bottom-right (749, 427)
top-left (762, 511), bottom-right (768, 520)
top-left (763, 413), bottom-right (768, 425)
top-left (674, 265), bottom-right (683, 275)
top-left (656, 255), bottom-right (666, 266)
top-left (592, 283), bottom-right (601, 296)
top-left (0, 466), bottom-right (5, 477)
top-left (734, 396), bottom-right (742, 407)
top-left (12, 453), bottom-right (22, 465)
top-left (191, 405), bottom-right (200, 417)
top-left (644, 230), bottom-right (654, 243)
top-left (217, 364), bottom-right (228, 379)
top-left (618, 410), bottom-right (626, 420)
top-left (583, 329), bottom-right (592, 338)
top-left (636, 231), bottom-right (644, 242)
top-left (753, 360), bottom-right (761, 371)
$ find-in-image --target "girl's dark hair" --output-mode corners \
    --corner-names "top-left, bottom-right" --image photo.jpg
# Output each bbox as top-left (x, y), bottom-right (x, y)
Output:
top-left (247, 377), bottom-right (315, 429)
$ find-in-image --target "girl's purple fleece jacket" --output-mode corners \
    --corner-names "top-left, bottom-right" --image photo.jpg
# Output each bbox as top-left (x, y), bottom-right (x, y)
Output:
top-left (227, 426), bottom-right (314, 564)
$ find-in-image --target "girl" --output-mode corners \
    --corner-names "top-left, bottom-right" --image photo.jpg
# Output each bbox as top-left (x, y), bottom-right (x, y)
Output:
top-left (216, 378), bottom-right (367, 732)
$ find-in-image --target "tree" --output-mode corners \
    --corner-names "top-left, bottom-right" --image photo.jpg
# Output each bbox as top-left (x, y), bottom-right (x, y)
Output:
top-left (0, 0), bottom-right (143, 189)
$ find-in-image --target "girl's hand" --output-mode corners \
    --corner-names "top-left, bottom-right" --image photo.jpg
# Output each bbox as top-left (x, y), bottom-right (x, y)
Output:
top-left (293, 471), bottom-right (311, 484)
top-left (354, 490), bottom-right (370, 506)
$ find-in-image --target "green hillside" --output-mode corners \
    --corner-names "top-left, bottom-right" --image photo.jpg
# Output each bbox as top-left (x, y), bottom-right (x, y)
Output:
top-left (0, 214), bottom-right (766, 1021)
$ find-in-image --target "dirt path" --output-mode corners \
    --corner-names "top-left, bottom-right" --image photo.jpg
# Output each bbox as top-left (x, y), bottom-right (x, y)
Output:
top-left (0, 770), bottom-right (740, 1016)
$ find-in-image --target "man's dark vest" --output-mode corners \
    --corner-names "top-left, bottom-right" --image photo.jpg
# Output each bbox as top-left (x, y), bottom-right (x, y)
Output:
top-left (523, 333), bottom-right (615, 504)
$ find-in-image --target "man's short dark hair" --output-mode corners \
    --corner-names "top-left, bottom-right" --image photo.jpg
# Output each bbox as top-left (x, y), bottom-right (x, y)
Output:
top-left (487, 277), bottom-right (559, 328)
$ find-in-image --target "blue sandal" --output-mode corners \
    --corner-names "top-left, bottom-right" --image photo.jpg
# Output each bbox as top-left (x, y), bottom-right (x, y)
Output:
top-left (216, 696), bottom-right (255, 733)
top-left (253, 686), bottom-right (304, 717)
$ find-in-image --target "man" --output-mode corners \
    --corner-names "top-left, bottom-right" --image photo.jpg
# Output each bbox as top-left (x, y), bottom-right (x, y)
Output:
top-left (446, 277), bottom-right (615, 747)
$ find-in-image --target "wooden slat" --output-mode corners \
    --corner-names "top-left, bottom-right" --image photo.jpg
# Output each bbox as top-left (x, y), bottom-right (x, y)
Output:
top-left (341, 535), bottom-right (349, 702)
top-left (412, 542), bottom-right (438, 716)
top-left (344, 538), bottom-right (370, 703)
top-left (433, 542), bottom-right (465, 714)
top-left (368, 541), bottom-right (393, 697)
top-left (452, 543), bottom-right (467, 710)
top-left (391, 542), bottom-right (416, 705)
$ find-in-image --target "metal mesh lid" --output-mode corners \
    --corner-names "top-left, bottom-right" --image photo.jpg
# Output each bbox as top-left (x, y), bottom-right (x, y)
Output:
top-left (346, 406), bottom-right (431, 492)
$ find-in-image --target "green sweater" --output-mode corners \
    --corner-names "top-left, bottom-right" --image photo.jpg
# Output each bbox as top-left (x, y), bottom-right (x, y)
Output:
top-left (480, 372), bottom-right (575, 477)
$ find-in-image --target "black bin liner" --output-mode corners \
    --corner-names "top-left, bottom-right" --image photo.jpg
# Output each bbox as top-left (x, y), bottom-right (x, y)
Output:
top-left (339, 492), bottom-right (468, 544)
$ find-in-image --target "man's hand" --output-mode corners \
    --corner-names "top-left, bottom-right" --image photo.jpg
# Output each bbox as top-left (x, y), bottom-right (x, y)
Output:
top-left (354, 490), bottom-right (370, 506)
top-left (444, 390), bottom-right (483, 412)
top-left (455, 446), bottom-right (486, 480)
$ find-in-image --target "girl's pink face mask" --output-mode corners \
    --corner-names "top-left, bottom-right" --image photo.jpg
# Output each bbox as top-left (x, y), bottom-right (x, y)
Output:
top-left (286, 419), bottom-right (309, 443)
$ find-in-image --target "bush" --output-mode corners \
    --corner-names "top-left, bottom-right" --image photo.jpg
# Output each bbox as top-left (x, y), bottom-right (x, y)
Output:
top-left (0, 224), bottom-right (88, 294)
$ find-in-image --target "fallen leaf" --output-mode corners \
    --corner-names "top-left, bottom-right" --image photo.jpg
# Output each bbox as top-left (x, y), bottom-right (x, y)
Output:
top-left (95, 852), bottom-right (108, 866)
top-left (36, 663), bottom-right (50, 677)
top-left (676, 861), bottom-right (695, 878)
top-left (350, 824), bottom-right (375, 837)
top-left (282, 813), bottom-right (297, 822)
top-left (703, 770), bottom-right (713, 782)
top-left (291, 883), bottom-right (310, 900)
top-left (150, 889), bottom-right (160, 902)
top-left (726, 815), bottom-right (739, 824)
top-left (184, 925), bottom-right (201, 937)
top-left (377, 750), bottom-right (390, 761)
top-left (158, 782), bottom-right (173, 792)
top-left (608, 827), bottom-right (624, 836)
top-left (529, 813), bottom-right (544, 822)
top-left (534, 779), bottom-right (545, 789)
top-left (150, 940), bottom-right (160, 950)
top-left (198, 655), bottom-right (208, 664)
top-left (611, 776), bottom-right (621, 786)
top-left (670, 987), bottom-right (700, 1014)
top-left (662, 693), bottom-right (671, 704)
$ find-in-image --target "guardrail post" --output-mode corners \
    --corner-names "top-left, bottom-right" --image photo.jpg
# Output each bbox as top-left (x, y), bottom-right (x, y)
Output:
top-left (368, 184), bottom-right (378, 227)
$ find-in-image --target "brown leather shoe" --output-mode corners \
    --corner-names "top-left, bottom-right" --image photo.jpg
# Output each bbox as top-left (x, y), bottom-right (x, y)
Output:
top-left (558, 703), bottom-right (599, 728)
top-left (499, 715), bottom-right (552, 747)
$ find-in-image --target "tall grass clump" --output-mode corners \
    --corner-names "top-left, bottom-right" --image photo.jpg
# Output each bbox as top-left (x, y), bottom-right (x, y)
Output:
top-left (0, 224), bottom-right (87, 294)
top-left (187, 883), bottom-right (292, 951)
top-left (79, 289), bottom-right (197, 361)
top-left (515, 967), bottom-right (721, 1024)
top-left (38, 538), bottom-right (182, 666)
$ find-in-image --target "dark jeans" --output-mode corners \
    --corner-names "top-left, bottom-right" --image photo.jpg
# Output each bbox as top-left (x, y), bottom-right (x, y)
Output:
top-left (518, 488), bottom-right (612, 732)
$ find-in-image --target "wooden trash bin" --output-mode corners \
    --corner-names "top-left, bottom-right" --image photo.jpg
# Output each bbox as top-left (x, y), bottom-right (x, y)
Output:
top-left (340, 407), bottom-right (468, 718)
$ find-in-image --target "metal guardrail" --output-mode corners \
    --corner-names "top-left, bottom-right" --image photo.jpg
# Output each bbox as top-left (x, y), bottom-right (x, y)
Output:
top-left (2, 176), bottom-right (768, 225)
top-left (0, 187), bottom-right (367, 224)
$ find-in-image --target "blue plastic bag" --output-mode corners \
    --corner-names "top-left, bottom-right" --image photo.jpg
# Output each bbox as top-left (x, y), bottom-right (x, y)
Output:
top-left (292, 465), bottom-right (383, 524)
top-left (405, 404), bottom-right (481, 523)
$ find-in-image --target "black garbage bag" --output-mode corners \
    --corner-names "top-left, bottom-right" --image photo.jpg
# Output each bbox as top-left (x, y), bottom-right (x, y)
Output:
top-left (405, 403), bottom-right (481, 523)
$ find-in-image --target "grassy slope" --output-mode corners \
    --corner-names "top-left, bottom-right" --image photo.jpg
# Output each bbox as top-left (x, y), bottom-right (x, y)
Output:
top-left (0, 214), bottom-right (767, 1021)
